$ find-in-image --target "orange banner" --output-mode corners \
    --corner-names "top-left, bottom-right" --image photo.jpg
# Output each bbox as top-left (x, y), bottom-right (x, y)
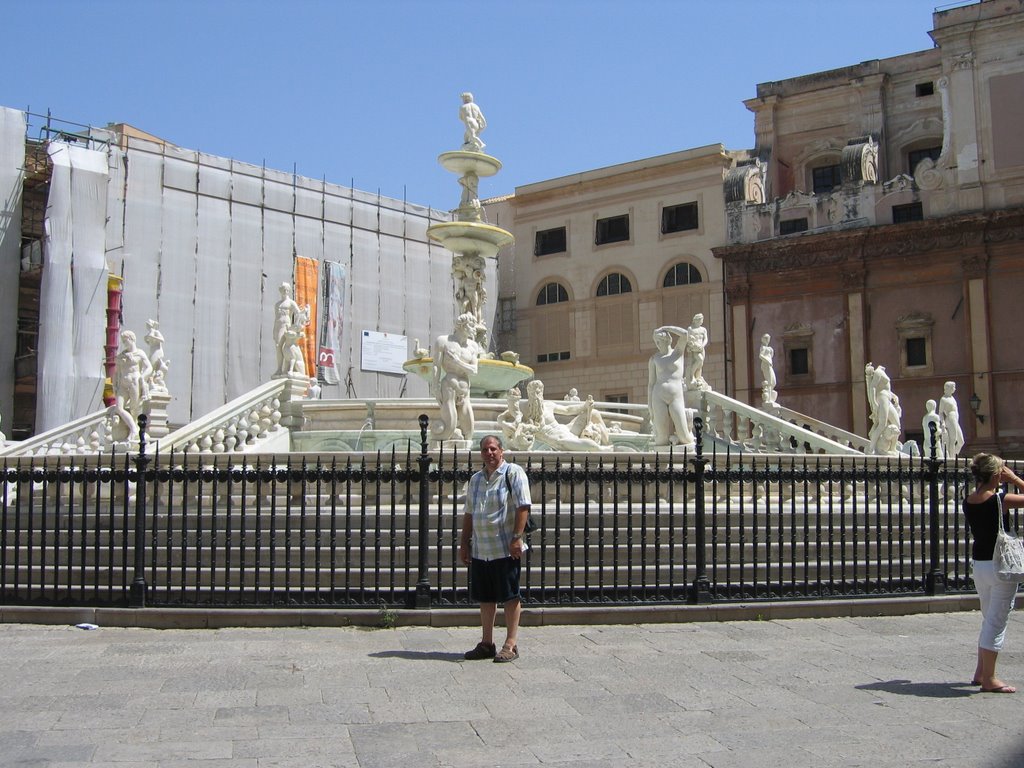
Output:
top-left (294, 256), bottom-right (319, 379)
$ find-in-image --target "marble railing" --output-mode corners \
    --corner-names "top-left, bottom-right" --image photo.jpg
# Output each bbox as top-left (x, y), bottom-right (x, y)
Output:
top-left (762, 402), bottom-right (870, 453)
top-left (0, 409), bottom-right (113, 457)
top-left (161, 378), bottom-right (294, 455)
top-left (701, 391), bottom-right (861, 455)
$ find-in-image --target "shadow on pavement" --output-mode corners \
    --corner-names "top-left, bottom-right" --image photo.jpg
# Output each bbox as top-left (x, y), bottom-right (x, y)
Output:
top-left (368, 650), bottom-right (465, 662)
top-left (856, 679), bottom-right (976, 698)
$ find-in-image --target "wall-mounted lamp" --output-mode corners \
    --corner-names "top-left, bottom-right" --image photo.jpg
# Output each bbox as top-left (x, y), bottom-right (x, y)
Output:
top-left (969, 392), bottom-right (985, 424)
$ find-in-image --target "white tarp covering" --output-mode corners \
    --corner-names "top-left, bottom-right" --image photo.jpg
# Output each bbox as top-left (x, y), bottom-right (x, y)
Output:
top-left (0, 108), bottom-right (26, 431)
top-left (37, 142), bottom-right (108, 431)
top-left (103, 133), bottom-right (454, 427)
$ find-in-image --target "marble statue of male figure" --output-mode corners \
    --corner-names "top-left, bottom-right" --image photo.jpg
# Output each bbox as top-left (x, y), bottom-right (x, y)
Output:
top-left (431, 313), bottom-right (481, 442)
top-left (683, 313), bottom-right (709, 391)
top-left (459, 92), bottom-right (487, 152)
top-left (938, 381), bottom-right (965, 458)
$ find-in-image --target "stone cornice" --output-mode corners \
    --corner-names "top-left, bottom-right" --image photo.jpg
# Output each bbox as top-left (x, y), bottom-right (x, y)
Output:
top-left (714, 208), bottom-right (1024, 278)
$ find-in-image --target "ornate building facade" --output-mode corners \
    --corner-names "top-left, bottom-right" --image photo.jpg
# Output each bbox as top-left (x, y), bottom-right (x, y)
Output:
top-left (713, 0), bottom-right (1024, 455)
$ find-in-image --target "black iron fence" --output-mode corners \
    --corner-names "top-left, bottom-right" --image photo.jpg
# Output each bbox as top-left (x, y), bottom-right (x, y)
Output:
top-left (0, 417), bottom-right (1002, 610)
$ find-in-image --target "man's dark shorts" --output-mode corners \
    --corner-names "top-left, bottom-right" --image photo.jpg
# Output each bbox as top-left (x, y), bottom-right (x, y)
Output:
top-left (470, 557), bottom-right (521, 603)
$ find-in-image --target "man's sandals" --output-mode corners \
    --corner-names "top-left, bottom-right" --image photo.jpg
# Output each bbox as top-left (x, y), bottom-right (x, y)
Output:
top-left (493, 643), bottom-right (519, 663)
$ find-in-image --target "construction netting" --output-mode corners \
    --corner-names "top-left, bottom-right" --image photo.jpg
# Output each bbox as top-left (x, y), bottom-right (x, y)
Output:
top-left (20, 110), bottom-right (491, 432)
top-left (0, 108), bottom-right (25, 431)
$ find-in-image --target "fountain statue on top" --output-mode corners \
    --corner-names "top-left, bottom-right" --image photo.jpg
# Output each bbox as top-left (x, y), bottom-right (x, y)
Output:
top-left (404, 92), bottom-right (533, 445)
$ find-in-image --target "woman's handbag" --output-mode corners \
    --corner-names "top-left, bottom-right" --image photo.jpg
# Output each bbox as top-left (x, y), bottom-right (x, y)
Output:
top-left (993, 493), bottom-right (1024, 583)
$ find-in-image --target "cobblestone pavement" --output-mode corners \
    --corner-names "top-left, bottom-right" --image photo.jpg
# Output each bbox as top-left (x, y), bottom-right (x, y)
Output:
top-left (1, 611), bottom-right (1022, 767)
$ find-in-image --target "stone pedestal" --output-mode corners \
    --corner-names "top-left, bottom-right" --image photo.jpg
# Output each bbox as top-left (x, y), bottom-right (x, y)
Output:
top-left (143, 392), bottom-right (172, 439)
top-left (275, 372), bottom-right (311, 430)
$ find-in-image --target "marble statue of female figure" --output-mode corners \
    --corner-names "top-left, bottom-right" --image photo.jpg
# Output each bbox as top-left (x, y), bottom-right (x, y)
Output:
top-left (938, 381), bottom-right (965, 458)
top-left (759, 333), bottom-right (777, 405)
top-left (647, 327), bottom-right (695, 448)
top-left (523, 380), bottom-right (611, 451)
top-left (431, 313), bottom-right (481, 442)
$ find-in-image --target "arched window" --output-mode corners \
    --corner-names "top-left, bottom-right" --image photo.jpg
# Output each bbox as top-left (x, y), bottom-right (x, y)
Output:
top-left (663, 262), bottom-right (702, 287)
top-left (536, 282), bottom-right (569, 306)
top-left (597, 273), bottom-right (632, 297)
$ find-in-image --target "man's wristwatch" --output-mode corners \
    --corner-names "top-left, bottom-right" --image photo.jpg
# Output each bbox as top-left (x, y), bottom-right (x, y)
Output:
top-left (511, 533), bottom-right (523, 541)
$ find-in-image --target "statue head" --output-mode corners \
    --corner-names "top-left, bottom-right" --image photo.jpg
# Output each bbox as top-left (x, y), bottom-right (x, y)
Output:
top-left (761, 333), bottom-right (771, 345)
top-left (527, 379), bottom-right (544, 400)
top-left (692, 313), bottom-right (704, 327)
top-left (925, 398), bottom-right (937, 414)
top-left (944, 381), bottom-right (956, 396)
top-left (653, 329), bottom-right (671, 350)
top-left (279, 282), bottom-right (292, 298)
top-left (461, 92), bottom-right (473, 103)
top-left (121, 330), bottom-right (137, 347)
top-left (455, 313), bottom-right (476, 333)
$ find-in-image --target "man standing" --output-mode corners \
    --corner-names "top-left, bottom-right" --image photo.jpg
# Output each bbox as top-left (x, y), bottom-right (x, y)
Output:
top-left (459, 435), bottom-right (532, 663)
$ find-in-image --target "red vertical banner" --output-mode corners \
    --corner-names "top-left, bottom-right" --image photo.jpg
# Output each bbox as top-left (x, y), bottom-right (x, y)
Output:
top-left (293, 256), bottom-right (319, 380)
top-left (103, 273), bottom-right (123, 406)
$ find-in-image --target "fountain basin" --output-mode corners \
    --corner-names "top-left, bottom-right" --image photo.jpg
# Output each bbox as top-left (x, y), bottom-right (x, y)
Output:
top-left (426, 221), bottom-right (513, 260)
top-left (438, 150), bottom-right (502, 178)
top-left (403, 356), bottom-right (533, 397)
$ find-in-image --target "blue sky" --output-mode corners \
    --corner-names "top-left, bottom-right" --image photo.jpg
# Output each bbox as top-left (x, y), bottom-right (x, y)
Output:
top-left (6, 0), bottom-right (945, 210)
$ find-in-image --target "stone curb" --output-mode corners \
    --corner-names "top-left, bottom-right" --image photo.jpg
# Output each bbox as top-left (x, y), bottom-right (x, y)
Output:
top-left (0, 593), bottom-right (990, 630)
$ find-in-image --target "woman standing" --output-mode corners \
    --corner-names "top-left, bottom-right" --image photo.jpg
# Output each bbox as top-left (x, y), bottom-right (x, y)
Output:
top-left (964, 453), bottom-right (1024, 693)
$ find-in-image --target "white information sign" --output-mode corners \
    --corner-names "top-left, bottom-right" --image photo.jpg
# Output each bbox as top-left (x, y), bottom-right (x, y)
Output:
top-left (360, 330), bottom-right (408, 375)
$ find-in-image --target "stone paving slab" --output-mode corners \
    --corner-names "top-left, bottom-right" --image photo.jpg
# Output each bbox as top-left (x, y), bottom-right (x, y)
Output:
top-left (0, 611), bottom-right (1022, 767)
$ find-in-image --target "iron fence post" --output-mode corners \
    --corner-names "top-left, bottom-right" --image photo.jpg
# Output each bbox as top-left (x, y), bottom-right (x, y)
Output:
top-left (925, 421), bottom-right (946, 595)
top-left (415, 414), bottom-right (433, 608)
top-left (690, 416), bottom-right (712, 603)
top-left (129, 414), bottom-right (150, 608)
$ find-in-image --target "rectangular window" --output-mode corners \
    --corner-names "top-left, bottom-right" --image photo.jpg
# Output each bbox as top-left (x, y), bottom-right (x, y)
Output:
top-left (892, 202), bottom-right (924, 224)
top-left (596, 214), bottom-right (630, 245)
top-left (906, 337), bottom-right (927, 367)
top-left (536, 351), bottom-right (570, 363)
top-left (789, 348), bottom-right (809, 376)
top-left (661, 202), bottom-right (699, 234)
top-left (534, 226), bottom-right (567, 256)
top-left (779, 218), bottom-right (809, 235)
top-left (915, 82), bottom-right (934, 97)
top-left (605, 393), bottom-right (629, 414)
top-left (812, 164), bottom-right (841, 194)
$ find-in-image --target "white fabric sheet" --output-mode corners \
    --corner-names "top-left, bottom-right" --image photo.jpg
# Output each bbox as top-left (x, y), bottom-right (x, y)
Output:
top-left (37, 142), bottom-right (108, 431)
top-left (0, 108), bottom-right (26, 428)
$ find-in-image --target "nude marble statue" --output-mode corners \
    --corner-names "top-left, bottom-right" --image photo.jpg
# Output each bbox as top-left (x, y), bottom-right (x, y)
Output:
top-left (647, 327), bottom-right (695, 447)
top-left (459, 92), bottom-right (487, 152)
top-left (938, 381), bottom-right (965, 458)
top-left (431, 313), bottom-right (481, 442)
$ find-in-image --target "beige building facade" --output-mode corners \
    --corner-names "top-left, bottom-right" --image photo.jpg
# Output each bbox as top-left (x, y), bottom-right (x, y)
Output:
top-left (486, 145), bottom-right (744, 407)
